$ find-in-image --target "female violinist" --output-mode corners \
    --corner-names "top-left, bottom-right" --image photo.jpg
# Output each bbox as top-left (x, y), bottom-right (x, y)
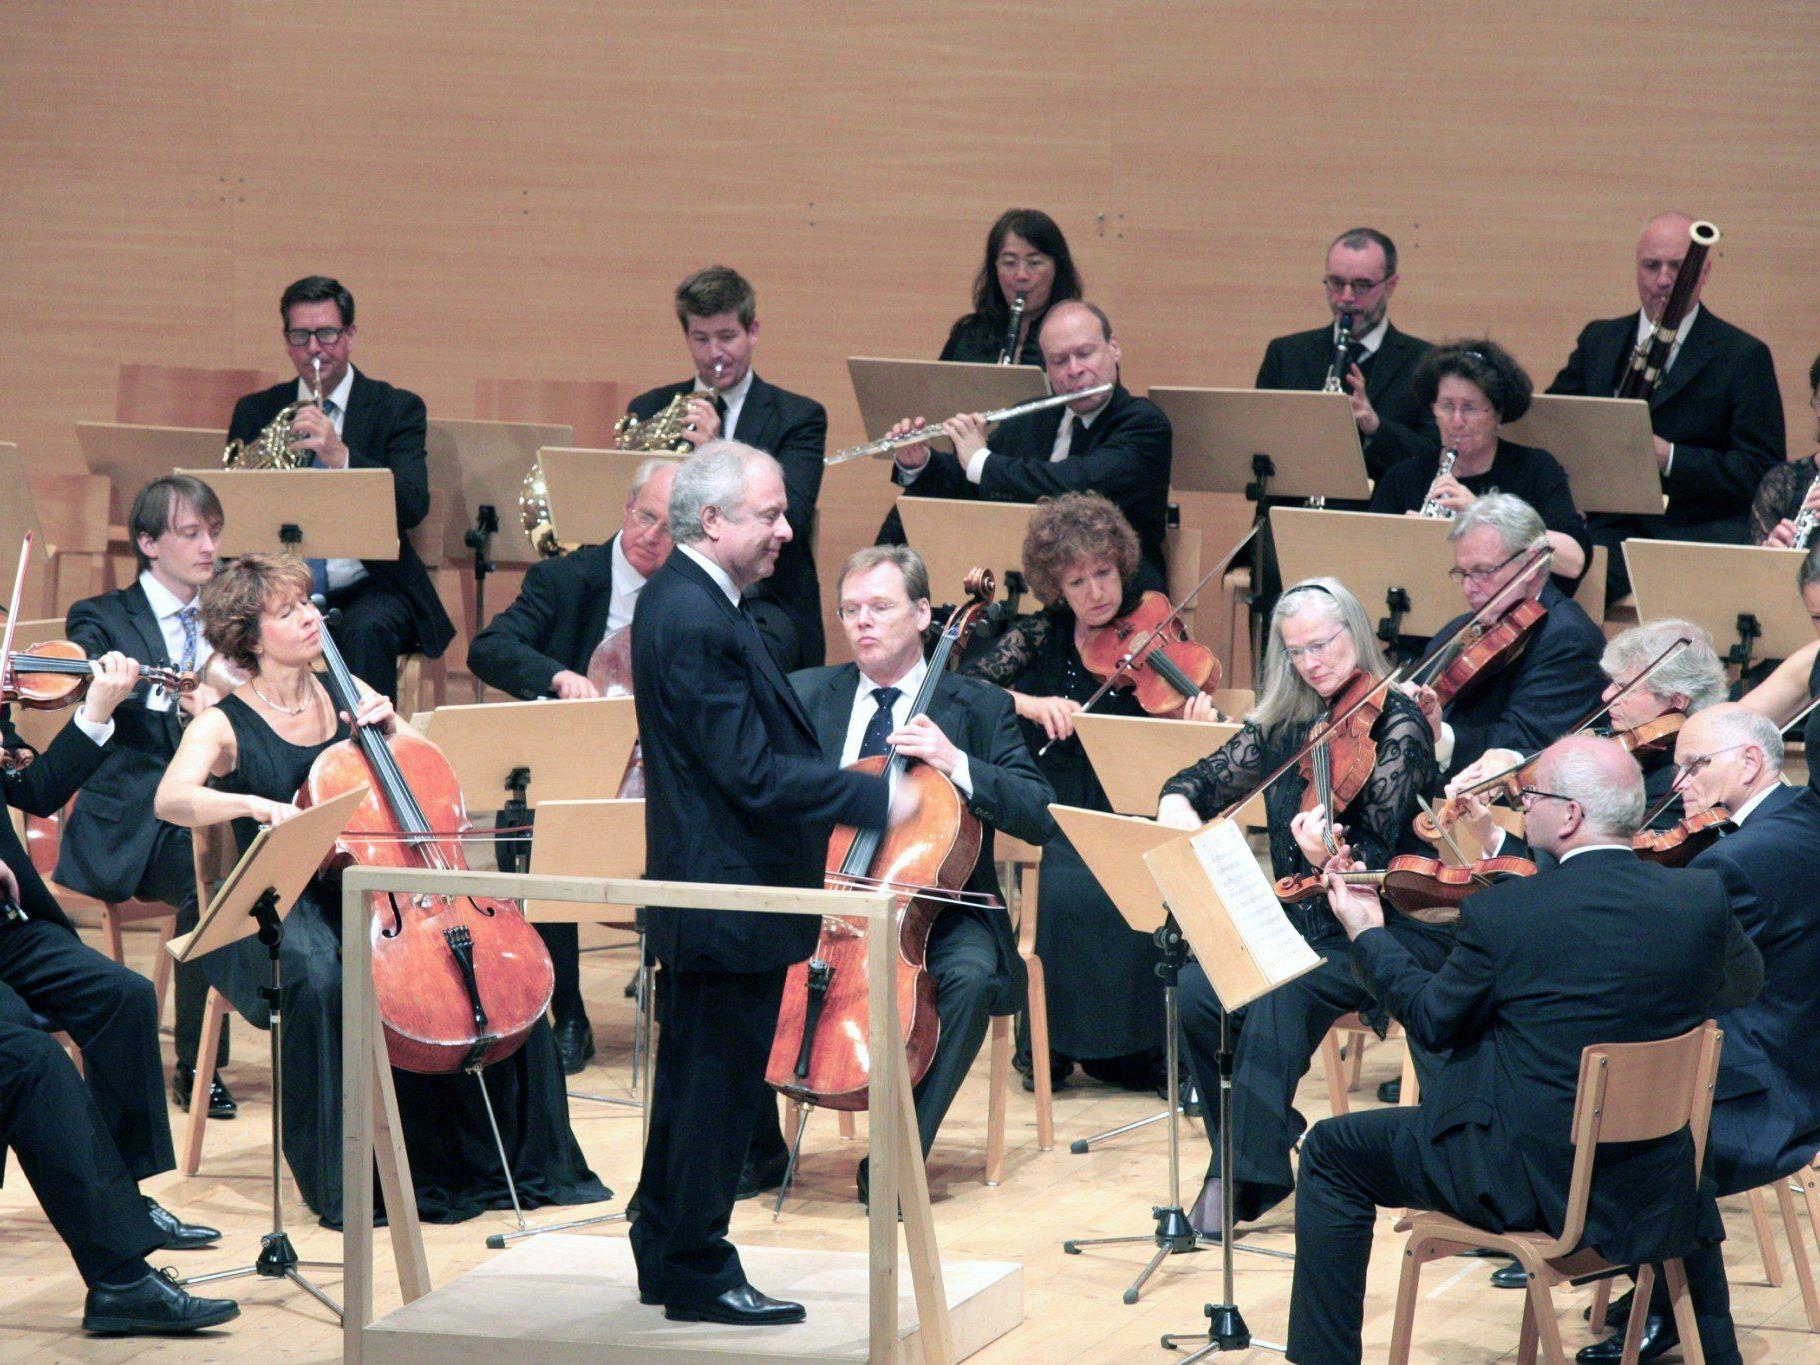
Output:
top-left (1154, 578), bottom-right (1453, 1232)
top-left (962, 493), bottom-right (1217, 1094)
top-left (154, 555), bottom-right (606, 1229)
top-left (1741, 544), bottom-right (1820, 801)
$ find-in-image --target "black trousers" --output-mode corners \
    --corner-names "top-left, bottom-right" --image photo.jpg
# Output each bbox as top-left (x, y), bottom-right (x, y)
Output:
top-left (1179, 918), bottom-right (1453, 1224)
top-left (135, 821), bottom-right (226, 1072)
top-left (631, 965), bottom-right (788, 1305)
top-left (325, 577), bottom-right (419, 702)
top-left (537, 923), bottom-right (587, 1026)
top-left (0, 984), bottom-right (163, 1286)
top-left (0, 918), bottom-right (172, 1182)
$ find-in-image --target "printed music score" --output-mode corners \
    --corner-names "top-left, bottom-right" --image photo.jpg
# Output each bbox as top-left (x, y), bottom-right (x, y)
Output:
top-left (1187, 819), bottom-right (1323, 988)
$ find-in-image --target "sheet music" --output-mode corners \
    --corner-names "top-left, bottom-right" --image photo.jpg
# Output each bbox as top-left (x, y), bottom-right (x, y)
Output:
top-left (1187, 819), bottom-right (1321, 985)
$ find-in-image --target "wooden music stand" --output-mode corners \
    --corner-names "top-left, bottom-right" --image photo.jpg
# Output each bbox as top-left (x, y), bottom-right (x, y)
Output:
top-left (422, 697), bottom-right (639, 806)
top-left (1624, 539), bottom-right (1810, 674)
top-left (1272, 506), bottom-right (1460, 642)
top-left (848, 357), bottom-right (1048, 456)
top-left (425, 418), bottom-right (574, 568)
top-left (0, 444), bottom-right (53, 617)
top-left (1148, 387), bottom-right (1369, 503)
top-left (77, 422), bottom-right (223, 513)
top-left (473, 378), bottom-right (627, 450)
top-left (524, 799), bottom-right (646, 928)
top-left (894, 497), bottom-right (1037, 606)
top-left (174, 468), bottom-right (398, 561)
top-left (1071, 713), bottom-right (1267, 828)
top-left (1048, 806), bottom-right (1184, 936)
top-left (1502, 395), bottom-right (1664, 516)
top-left (538, 446), bottom-right (685, 548)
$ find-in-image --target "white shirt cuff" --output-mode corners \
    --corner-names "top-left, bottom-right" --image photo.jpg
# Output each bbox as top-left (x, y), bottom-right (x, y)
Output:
top-left (965, 446), bottom-right (992, 484)
top-left (1662, 444), bottom-right (1675, 478)
top-left (73, 709), bottom-right (115, 747)
top-left (894, 456), bottom-right (926, 484)
top-left (1436, 721), bottom-right (1456, 769)
top-left (950, 752), bottom-right (974, 799)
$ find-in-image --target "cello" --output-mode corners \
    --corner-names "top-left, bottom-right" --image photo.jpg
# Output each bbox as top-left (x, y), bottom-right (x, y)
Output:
top-left (297, 603), bottom-right (553, 1073)
top-left (766, 570), bottom-right (999, 1113)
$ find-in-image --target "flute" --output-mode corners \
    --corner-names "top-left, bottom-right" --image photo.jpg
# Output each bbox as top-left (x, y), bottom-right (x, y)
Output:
top-left (826, 384), bottom-right (1113, 465)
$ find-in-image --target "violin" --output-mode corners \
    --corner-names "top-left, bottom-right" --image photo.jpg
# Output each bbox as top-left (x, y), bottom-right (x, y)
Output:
top-left (1604, 712), bottom-right (1684, 755)
top-left (1632, 806), bottom-right (1729, 866)
top-left (767, 569), bottom-right (998, 1111)
top-left (1298, 669), bottom-right (1383, 816)
top-left (2, 639), bottom-right (195, 710)
top-left (1078, 590), bottom-right (1222, 717)
top-left (298, 605), bottom-right (553, 1073)
top-left (1275, 853), bottom-right (1537, 918)
top-left (585, 624), bottom-right (643, 798)
top-left (1431, 597), bottom-right (1546, 706)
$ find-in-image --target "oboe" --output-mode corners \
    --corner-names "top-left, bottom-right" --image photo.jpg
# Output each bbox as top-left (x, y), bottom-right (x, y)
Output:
top-left (827, 384), bottom-right (1113, 464)
top-left (1419, 448), bottom-right (1460, 519)
top-left (998, 292), bottom-right (1027, 365)
top-left (1323, 313), bottom-right (1354, 393)
top-left (1791, 468), bottom-right (1820, 550)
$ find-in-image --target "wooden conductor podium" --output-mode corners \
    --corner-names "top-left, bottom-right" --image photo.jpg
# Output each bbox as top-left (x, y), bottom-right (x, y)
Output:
top-left (1625, 539), bottom-right (1809, 672)
top-left (175, 467), bottom-right (399, 561)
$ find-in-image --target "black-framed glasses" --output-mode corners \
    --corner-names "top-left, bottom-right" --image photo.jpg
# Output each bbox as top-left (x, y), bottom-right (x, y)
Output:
top-left (1517, 787), bottom-right (1575, 808)
top-left (1323, 274), bottom-right (1388, 296)
top-left (1448, 547), bottom-right (1527, 584)
top-left (284, 326), bottom-right (347, 347)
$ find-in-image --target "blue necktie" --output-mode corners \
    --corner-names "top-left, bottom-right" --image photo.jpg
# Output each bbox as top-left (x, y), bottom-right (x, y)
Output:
top-left (858, 686), bottom-right (900, 759)
top-left (176, 605), bottom-right (200, 671)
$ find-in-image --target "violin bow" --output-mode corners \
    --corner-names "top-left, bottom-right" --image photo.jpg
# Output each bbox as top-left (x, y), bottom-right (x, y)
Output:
top-left (1413, 795), bottom-right (1499, 887)
top-left (1406, 544), bottom-right (1554, 691)
top-left (0, 533), bottom-right (32, 700)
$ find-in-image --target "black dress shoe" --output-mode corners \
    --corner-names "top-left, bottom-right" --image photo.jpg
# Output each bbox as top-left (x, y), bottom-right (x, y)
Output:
top-left (1587, 1287), bottom-right (1633, 1327)
top-left (552, 1017), bottom-right (596, 1075)
top-left (143, 1197), bottom-right (220, 1250)
top-left (1489, 1259), bottom-right (1530, 1289)
top-left (664, 1281), bottom-right (806, 1326)
top-left (171, 1064), bottom-right (237, 1119)
top-left (1377, 1078), bottom-right (1402, 1104)
top-left (736, 1151), bottom-right (791, 1200)
top-left (1576, 1313), bottom-right (1677, 1362)
top-left (83, 1268), bottom-right (239, 1334)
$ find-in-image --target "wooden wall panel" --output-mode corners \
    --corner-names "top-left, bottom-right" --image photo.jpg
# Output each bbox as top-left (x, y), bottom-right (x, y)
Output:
top-left (3, 1), bottom-right (1816, 661)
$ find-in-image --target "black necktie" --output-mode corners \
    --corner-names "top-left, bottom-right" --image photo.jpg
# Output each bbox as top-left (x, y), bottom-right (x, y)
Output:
top-left (714, 393), bottom-right (730, 437)
top-left (1069, 415), bottom-right (1088, 452)
top-left (1346, 341), bottom-right (1369, 374)
top-left (858, 686), bottom-right (900, 759)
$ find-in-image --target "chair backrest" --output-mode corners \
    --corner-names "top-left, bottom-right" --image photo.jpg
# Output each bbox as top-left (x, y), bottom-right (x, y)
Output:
top-left (117, 364), bottom-right (270, 428)
top-left (473, 378), bottom-right (631, 450)
top-left (1550, 1021), bottom-right (1723, 1254)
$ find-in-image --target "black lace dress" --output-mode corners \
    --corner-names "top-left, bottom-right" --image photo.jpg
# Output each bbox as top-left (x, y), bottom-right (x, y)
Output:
top-left (201, 691), bottom-right (609, 1228)
top-left (963, 606), bottom-right (1163, 1068)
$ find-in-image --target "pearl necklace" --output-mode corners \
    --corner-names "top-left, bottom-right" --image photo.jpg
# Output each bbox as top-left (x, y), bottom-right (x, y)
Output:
top-left (251, 681), bottom-right (311, 716)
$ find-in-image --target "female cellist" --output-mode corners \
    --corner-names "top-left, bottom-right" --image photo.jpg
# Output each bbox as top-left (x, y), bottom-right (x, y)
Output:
top-left (1154, 578), bottom-right (1453, 1233)
top-left (154, 554), bottom-right (607, 1229)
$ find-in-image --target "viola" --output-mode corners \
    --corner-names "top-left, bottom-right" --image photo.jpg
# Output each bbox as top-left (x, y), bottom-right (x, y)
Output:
top-left (1078, 590), bottom-right (1222, 718)
top-left (1431, 597), bottom-right (1546, 706)
top-left (297, 610), bottom-right (553, 1074)
top-left (585, 625), bottom-right (643, 798)
top-left (766, 569), bottom-right (998, 1111)
top-left (1276, 853), bottom-right (1537, 916)
top-left (3, 639), bottom-right (195, 711)
top-left (1632, 807), bottom-right (1729, 867)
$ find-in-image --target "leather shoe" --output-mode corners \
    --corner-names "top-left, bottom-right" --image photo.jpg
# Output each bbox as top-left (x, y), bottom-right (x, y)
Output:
top-left (143, 1197), bottom-right (220, 1250)
top-left (1489, 1259), bottom-right (1529, 1289)
top-left (83, 1268), bottom-right (239, 1334)
top-left (1576, 1313), bottom-right (1677, 1362)
top-left (1587, 1287), bottom-right (1633, 1327)
top-left (736, 1151), bottom-right (790, 1200)
top-left (664, 1281), bottom-right (805, 1326)
top-left (552, 1017), bottom-right (596, 1075)
top-left (171, 1064), bottom-right (236, 1120)
top-left (1377, 1078), bottom-right (1402, 1104)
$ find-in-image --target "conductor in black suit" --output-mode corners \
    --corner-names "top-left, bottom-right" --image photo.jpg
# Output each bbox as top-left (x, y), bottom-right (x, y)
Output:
top-left (624, 265), bottom-right (829, 670)
top-left (1288, 735), bottom-right (1758, 1364)
top-left (1255, 226), bottom-right (1437, 481)
top-left (57, 475), bottom-right (235, 1117)
top-left (891, 299), bottom-right (1174, 591)
top-left (629, 441), bottom-right (907, 1326)
top-left (468, 458), bottom-right (677, 1073)
top-left (225, 275), bottom-right (455, 701)
top-left (742, 545), bottom-right (1056, 1203)
top-left (1548, 212), bottom-right (1785, 601)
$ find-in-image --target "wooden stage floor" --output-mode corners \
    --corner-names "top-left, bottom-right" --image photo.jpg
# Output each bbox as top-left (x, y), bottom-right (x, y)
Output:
top-left (3, 920), bottom-right (1815, 1363)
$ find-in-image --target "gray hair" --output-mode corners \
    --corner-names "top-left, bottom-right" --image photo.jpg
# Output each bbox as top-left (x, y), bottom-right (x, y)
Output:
top-left (629, 456), bottom-right (678, 499)
top-left (1251, 577), bottom-right (1390, 729)
top-left (1448, 492), bottom-right (1547, 555)
top-left (667, 440), bottom-right (780, 544)
top-left (1544, 740), bottom-right (1646, 838)
top-left (1701, 704), bottom-right (1786, 771)
top-left (839, 544), bottom-right (930, 603)
top-left (1601, 619), bottom-right (1726, 715)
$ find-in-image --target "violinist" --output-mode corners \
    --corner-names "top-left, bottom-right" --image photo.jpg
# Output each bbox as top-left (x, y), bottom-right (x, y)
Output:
top-left (740, 546), bottom-right (1056, 1205)
top-left (154, 554), bottom-right (607, 1230)
top-left (468, 457), bottom-right (678, 1073)
top-left (1405, 492), bottom-right (1606, 778)
top-left (1578, 705), bottom-right (1820, 1364)
top-left (1155, 578), bottom-right (1451, 1232)
top-left (1740, 543), bottom-right (1820, 799)
top-left (963, 493), bottom-right (1217, 1094)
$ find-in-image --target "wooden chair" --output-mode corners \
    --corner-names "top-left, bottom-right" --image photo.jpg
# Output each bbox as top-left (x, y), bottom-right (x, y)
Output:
top-left (1740, 1157), bottom-right (1820, 1331)
top-left (473, 377), bottom-right (631, 451)
top-left (27, 472), bottom-right (111, 614)
top-left (1318, 1014), bottom-right (1420, 1117)
top-left (115, 363), bottom-right (267, 429)
top-left (179, 823), bottom-right (240, 1175)
top-left (1387, 1022), bottom-right (1723, 1365)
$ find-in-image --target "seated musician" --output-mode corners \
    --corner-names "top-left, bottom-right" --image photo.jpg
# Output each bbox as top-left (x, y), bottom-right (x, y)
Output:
top-left (225, 275), bottom-right (455, 702)
top-left (1155, 578), bottom-right (1453, 1233)
top-left (1, 653), bottom-right (234, 1328)
top-left (962, 493), bottom-right (1217, 1095)
top-left (1749, 350), bottom-right (1820, 545)
top-left (154, 553), bottom-right (607, 1229)
top-left (624, 265), bottom-right (828, 669)
top-left (1740, 544), bottom-right (1820, 798)
top-left (1369, 339), bottom-right (1589, 586)
top-left (54, 475), bottom-right (234, 1120)
top-left (1548, 212), bottom-right (1784, 600)
top-left (467, 457), bottom-right (677, 1073)
top-left (939, 208), bottom-right (1083, 366)
top-left (1291, 734), bottom-right (1757, 1365)
top-left (892, 300), bottom-right (1174, 592)
top-left (1256, 226), bottom-right (1436, 481)
top-left (1403, 493), bottom-right (1607, 780)
top-left (740, 545), bottom-right (1057, 1203)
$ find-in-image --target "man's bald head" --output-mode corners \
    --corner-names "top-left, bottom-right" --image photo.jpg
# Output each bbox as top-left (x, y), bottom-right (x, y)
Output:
top-left (1635, 211), bottom-right (1711, 316)
top-left (1531, 734), bottom-right (1646, 846)
top-left (1674, 702), bottom-right (1782, 815)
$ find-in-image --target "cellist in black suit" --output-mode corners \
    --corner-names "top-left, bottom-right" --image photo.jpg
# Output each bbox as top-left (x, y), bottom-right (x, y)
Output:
top-left (1289, 735), bottom-right (1760, 1365)
top-left (629, 442), bottom-right (908, 1327)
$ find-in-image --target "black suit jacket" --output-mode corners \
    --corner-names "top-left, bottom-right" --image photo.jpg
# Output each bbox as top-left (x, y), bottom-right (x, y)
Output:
top-left (628, 375), bottom-right (827, 669)
top-left (227, 370), bottom-right (456, 658)
top-left (1547, 307), bottom-right (1784, 531)
top-left (467, 537), bottom-right (626, 699)
top-left (1355, 848), bottom-right (1736, 1266)
top-left (1256, 320), bottom-right (1436, 480)
top-left (1421, 584), bottom-right (1608, 778)
top-left (632, 551), bottom-right (887, 973)
top-left (2, 708), bottom-right (112, 935)
top-left (895, 383), bottom-right (1173, 586)
top-left (789, 663), bottom-right (1057, 1011)
top-left (1690, 784), bottom-right (1820, 1190)
top-left (53, 583), bottom-right (187, 901)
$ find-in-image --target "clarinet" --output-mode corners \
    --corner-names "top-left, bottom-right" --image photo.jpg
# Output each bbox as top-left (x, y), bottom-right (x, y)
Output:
top-left (1323, 313), bottom-right (1354, 392)
top-left (1791, 468), bottom-right (1820, 549)
top-left (1419, 448), bottom-right (1460, 518)
top-left (998, 293), bottom-right (1027, 364)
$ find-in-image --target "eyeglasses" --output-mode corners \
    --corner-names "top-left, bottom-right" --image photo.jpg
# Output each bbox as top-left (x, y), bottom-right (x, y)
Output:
top-left (1280, 628), bottom-right (1347, 662)
top-left (1434, 400), bottom-right (1494, 418)
top-left (1673, 743), bottom-right (1750, 782)
top-left (627, 507), bottom-right (664, 531)
top-left (284, 326), bottom-right (347, 347)
top-left (1323, 275), bottom-right (1388, 297)
top-left (1517, 787), bottom-right (1576, 808)
top-left (836, 599), bottom-right (914, 623)
top-left (1448, 547), bottom-right (1527, 584)
top-left (998, 252), bottom-right (1051, 273)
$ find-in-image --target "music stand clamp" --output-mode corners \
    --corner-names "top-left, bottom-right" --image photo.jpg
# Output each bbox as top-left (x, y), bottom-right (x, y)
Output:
top-left (464, 503), bottom-right (500, 667)
top-left (1728, 612), bottom-right (1762, 682)
top-left (1244, 455), bottom-right (1275, 670)
top-left (1379, 586), bottom-right (1412, 659)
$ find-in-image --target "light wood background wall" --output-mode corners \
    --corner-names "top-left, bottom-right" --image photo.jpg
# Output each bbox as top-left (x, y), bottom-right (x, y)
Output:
top-left (3, 1), bottom-right (1816, 659)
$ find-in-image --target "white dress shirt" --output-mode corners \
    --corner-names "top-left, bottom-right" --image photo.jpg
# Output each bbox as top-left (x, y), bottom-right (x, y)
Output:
top-left (137, 570), bottom-right (211, 713)
top-left (299, 365), bottom-right (369, 591)
top-left (840, 656), bottom-right (972, 795)
top-left (604, 532), bottom-right (647, 637)
top-left (964, 393), bottom-right (1107, 484)
top-left (1726, 779), bottom-right (1783, 828)
top-left (1337, 314), bottom-right (1390, 360)
top-left (695, 368), bottom-right (754, 442)
top-left (678, 543), bottom-right (740, 606)
top-left (1632, 304), bottom-right (1699, 476)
